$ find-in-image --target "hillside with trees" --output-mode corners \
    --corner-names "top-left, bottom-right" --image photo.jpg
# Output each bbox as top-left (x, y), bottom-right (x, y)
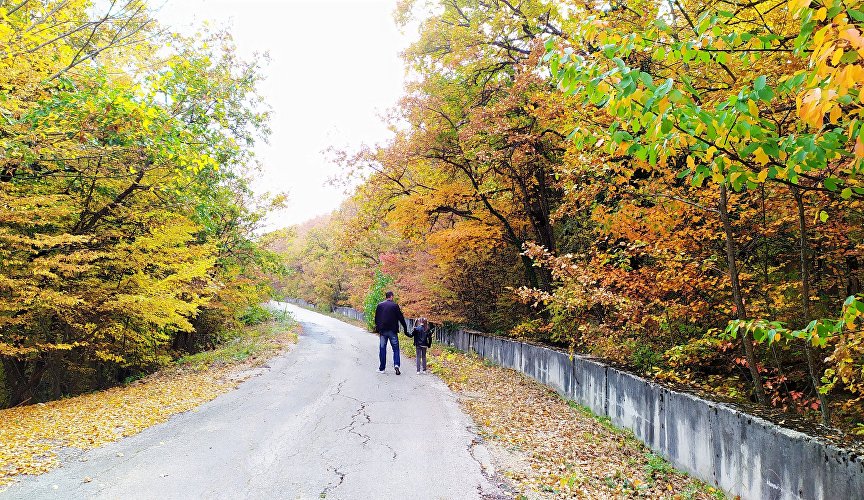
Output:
top-left (272, 0), bottom-right (864, 435)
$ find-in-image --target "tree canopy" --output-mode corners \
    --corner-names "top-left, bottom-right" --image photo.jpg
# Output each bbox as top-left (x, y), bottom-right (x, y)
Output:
top-left (273, 0), bottom-right (864, 434)
top-left (0, 0), bottom-right (280, 407)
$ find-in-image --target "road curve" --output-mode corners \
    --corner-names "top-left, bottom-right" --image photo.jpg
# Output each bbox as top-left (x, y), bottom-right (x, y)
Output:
top-left (1, 303), bottom-right (501, 500)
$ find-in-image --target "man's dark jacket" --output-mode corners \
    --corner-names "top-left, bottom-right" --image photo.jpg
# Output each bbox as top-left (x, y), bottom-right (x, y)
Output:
top-left (374, 299), bottom-right (407, 334)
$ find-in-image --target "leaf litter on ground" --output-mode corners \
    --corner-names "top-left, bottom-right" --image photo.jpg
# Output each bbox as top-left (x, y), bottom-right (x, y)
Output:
top-left (0, 320), bottom-right (297, 488)
top-left (428, 346), bottom-right (725, 499)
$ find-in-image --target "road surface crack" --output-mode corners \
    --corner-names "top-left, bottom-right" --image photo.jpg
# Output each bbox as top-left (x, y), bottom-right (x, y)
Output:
top-left (466, 435), bottom-right (514, 499)
top-left (384, 442), bottom-right (398, 461)
top-left (467, 435), bottom-right (492, 478)
top-left (319, 466), bottom-right (346, 498)
top-left (331, 380), bottom-right (346, 398)
top-left (335, 401), bottom-right (396, 461)
top-left (331, 379), bottom-right (361, 403)
top-left (337, 402), bottom-right (371, 446)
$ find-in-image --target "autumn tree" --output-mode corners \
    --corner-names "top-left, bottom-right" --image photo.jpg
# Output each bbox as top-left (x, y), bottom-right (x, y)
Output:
top-left (541, 0), bottom-right (864, 423)
top-left (0, 1), bottom-right (277, 406)
top-left (271, 0), bottom-right (864, 432)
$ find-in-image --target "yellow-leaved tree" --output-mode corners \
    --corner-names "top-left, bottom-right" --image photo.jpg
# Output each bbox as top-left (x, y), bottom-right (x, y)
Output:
top-left (0, 1), bottom-right (279, 406)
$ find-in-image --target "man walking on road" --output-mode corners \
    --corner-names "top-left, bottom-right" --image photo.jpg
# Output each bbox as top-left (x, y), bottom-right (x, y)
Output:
top-left (374, 291), bottom-right (407, 375)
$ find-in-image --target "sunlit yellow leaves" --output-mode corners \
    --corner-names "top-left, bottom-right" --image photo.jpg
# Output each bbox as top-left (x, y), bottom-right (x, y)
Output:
top-left (814, 25), bottom-right (831, 47)
top-left (797, 88), bottom-right (838, 128)
top-left (831, 47), bottom-right (845, 66)
top-left (705, 146), bottom-right (717, 162)
top-left (815, 7), bottom-right (828, 22)
top-left (840, 65), bottom-right (864, 90)
top-left (657, 97), bottom-right (671, 114)
top-left (0, 0), bottom-right (274, 411)
top-left (753, 147), bottom-right (770, 165)
top-left (829, 104), bottom-right (843, 123)
top-left (789, 0), bottom-right (811, 17)
top-left (839, 27), bottom-right (864, 54)
top-left (795, 0), bottom-right (864, 146)
top-left (747, 99), bottom-right (760, 118)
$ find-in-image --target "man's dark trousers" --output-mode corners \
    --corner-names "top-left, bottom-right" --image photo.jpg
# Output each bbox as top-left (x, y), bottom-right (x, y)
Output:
top-left (379, 330), bottom-right (400, 371)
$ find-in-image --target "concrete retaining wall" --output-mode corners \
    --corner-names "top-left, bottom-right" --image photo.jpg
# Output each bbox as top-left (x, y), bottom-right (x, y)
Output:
top-left (323, 304), bottom-right (864, 500)
top-left (332, 306), bottom-right (364, 322)
top-left (283, 298), bottom-right (315, 309)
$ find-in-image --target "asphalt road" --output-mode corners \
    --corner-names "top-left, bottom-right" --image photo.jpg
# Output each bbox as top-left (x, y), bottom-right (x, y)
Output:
top-left (2, 303), bottom-right (501, 500)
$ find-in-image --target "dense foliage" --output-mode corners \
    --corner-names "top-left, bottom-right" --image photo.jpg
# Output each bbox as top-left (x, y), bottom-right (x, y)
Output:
top-left (276, 0), bottom-right (864, 433)
top-left (0, 0), bottom-right (279, 407)
top-left (363, 270), bottom-right (395, 332)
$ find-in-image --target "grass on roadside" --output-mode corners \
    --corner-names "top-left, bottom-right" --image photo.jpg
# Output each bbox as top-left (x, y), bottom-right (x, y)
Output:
top-left (0, 316), bottom-right (298, 488)
top-left (427, 346), bottom-right (725, 499)
top-left (178, 313), bottom-right (296, 368)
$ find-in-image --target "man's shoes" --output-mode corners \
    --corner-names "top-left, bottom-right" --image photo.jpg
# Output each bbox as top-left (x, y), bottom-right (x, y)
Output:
top-left (416, 370), bottom-right (421, 374)
top-left (395, 366), bottom-right (400, 375)
top-left (377, 368), bottom-right (385, 373)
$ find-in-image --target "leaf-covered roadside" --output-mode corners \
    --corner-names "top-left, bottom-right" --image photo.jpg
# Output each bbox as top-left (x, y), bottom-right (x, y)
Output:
top-left (0, 319), bottom-right (297, 488)
top-left (428, 347), bottom-right (724, 499)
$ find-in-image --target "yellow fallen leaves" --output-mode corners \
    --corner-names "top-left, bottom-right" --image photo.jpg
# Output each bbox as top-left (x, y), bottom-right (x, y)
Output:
top-left (0, 322), bottom-right (296, 487)
top-left (429, 348), bottom-right (723, 499)
top-left (0, 367), bottom-right (232, 486)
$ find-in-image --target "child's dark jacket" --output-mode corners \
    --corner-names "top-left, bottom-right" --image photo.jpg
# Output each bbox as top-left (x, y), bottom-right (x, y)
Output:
top-left (407, 325), bottom-right (431, 347)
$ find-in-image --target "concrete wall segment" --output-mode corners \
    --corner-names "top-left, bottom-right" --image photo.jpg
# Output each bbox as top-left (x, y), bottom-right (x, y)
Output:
top-left (323, 304), bottom-right (864, 500)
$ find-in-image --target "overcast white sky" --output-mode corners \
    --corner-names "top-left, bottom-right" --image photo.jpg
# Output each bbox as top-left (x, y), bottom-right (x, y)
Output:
top-left (156, 0), bottom-right (412, 229)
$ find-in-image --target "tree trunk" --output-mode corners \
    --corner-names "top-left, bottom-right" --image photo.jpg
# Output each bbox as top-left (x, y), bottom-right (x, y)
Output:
top-left (520, 252), bottom-right (540, 290)
top-left (2, 357), bottom-right (46, 407)
top-left (791, 185), bottom-right (831, 426)
top-left (719, 184), bottom-right (767, 405)
top-left (760, 185), bottom-right (774, 316)
top-left (846, 256), bottom-right (861, 297)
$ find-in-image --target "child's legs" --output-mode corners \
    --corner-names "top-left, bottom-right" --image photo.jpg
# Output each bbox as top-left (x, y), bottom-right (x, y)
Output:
top-left (417, 346), bottom-right (427, 371)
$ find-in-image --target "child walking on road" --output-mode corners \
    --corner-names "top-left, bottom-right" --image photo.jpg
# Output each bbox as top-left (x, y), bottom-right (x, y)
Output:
top-left (408, 318), bottom-right (432, 373)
